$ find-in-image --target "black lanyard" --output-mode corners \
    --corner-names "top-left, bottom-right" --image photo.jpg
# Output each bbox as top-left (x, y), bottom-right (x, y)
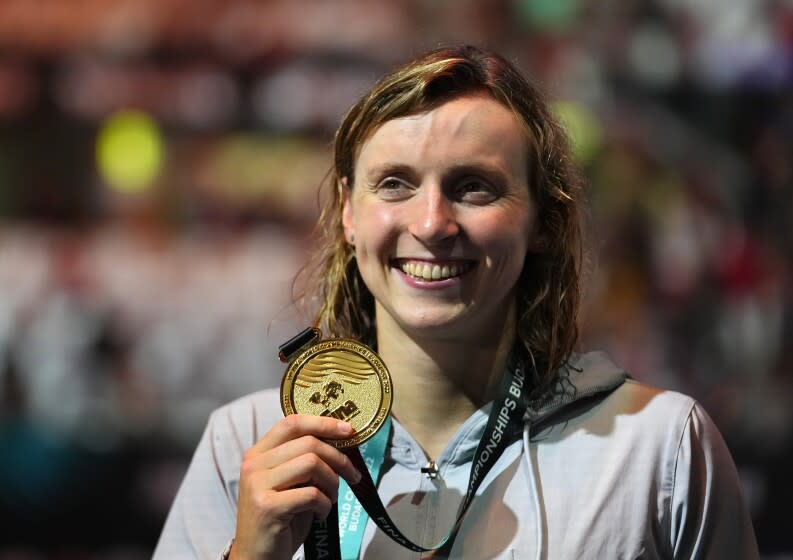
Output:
top-left (304, 362), bottom-right (528, 559)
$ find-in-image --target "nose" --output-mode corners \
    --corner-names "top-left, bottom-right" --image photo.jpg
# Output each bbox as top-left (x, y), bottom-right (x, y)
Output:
top-left (407, 187), bottom-right (459, 245)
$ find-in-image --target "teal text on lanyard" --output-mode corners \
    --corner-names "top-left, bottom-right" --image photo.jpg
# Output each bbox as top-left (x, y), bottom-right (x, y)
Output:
top-left (337, 416), bottom-right (391, 560)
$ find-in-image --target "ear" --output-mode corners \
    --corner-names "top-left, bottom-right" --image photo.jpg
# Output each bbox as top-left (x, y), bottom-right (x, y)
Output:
top-left (340, 177), bottom-right (355, 245)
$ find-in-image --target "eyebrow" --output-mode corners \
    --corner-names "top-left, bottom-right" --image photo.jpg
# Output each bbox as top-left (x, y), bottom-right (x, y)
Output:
top-left (361, 163), bottom-right (415, 184)
top-left (446, 164), bottom-right (511, 186)
top-left (361, 162), bottom-right (513, 186)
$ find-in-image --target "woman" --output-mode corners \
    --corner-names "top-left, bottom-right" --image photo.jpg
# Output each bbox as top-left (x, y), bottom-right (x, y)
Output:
top-left (154, 45), bottom-right (758, 559)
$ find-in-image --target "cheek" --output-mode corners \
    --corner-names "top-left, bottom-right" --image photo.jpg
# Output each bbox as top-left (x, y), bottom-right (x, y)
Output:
top-left (354, 203), bottom-right (400, 258)
top-left (372, 205), bottom-right (400, 229)
top-left (475, 214), bottom-right (532, 256)
top-left (473, 213), bottom-right (532, 286)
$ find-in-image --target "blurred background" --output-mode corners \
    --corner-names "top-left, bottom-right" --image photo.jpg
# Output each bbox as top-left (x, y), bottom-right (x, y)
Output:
top-left (0, 0), bottom-right (791, 557)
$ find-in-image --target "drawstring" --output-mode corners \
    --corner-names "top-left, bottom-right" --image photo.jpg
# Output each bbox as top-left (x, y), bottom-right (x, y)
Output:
top-left (523, 421), bottom-right (544, 560)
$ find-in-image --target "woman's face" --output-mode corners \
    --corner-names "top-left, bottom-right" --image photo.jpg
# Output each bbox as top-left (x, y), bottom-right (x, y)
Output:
top-left (342, 94), bottom-right (538, 341)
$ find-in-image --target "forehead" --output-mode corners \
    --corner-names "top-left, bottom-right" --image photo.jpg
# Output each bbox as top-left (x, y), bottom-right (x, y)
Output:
top-left (354, 95), bottom-right (529, 177)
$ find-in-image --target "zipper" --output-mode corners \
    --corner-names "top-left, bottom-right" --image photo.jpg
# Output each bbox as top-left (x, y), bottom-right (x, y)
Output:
top-left (421, 460), bottom-right (440, 479)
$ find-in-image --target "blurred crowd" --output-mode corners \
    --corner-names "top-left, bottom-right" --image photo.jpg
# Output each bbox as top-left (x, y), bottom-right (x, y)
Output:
top-left (0, 0), bottom-right (791, 558)
top-left (0, 226), bottom-right (305, 557)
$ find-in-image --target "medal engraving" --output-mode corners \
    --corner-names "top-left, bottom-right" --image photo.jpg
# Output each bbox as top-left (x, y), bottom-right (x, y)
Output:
top-left (281, 338), bottom-right (393, 448)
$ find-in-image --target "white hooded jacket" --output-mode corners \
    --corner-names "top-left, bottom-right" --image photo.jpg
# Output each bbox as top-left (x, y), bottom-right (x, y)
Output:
top-left (153, 351), bottom-right (759, 559)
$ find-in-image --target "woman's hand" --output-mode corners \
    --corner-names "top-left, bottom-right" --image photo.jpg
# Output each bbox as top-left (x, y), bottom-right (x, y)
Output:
top-left (229, 415), bottom-right (362, 560)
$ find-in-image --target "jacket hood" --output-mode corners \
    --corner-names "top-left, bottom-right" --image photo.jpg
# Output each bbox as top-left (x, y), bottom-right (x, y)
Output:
top-left (524, 351), bottom-right (628, 425)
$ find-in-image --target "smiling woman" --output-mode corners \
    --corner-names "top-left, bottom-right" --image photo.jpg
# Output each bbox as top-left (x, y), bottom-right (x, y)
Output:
top-left (153, 46), bottom-right (759, 560)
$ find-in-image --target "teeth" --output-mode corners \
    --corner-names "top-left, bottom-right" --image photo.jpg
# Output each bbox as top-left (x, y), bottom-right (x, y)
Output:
top-left (399, 261), bottom-right (470, 281)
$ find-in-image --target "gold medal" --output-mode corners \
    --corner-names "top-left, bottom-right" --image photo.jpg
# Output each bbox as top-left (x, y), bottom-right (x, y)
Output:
top-left (280, 337), bottom-right (393, 448)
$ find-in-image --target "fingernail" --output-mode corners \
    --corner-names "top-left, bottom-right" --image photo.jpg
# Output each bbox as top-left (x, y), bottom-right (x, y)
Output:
top-left (352, 469), bottom-right (363, 484)
top-left (338, 421), bottom-right (353, 435)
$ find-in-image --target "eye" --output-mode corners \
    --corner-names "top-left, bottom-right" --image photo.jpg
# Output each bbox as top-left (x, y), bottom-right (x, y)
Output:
top-left (454, 177), bottom-right (499, 204)
top-left (375, 176), bottom-right (413, 200)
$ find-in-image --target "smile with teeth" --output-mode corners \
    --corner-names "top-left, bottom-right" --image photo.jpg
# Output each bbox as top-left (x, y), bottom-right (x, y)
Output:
top-left (398, 260), bottom-right (474, 281)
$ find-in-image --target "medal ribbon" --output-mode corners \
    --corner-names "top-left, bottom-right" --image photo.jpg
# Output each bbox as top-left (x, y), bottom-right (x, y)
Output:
top-left (338, 417), bottom-right (391, 559)
top-left (302, 362), bottom-right (528, 560)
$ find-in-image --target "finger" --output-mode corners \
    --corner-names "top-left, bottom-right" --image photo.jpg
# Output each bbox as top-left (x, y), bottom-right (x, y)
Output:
top-left (265, 453), bottom-right (342, 502)
top-left (254, 435), bottom-right (361, 484)
top-left (252, 415), bottom-right (354, 453)
top-left (272, 486), bottom-right (334, 521)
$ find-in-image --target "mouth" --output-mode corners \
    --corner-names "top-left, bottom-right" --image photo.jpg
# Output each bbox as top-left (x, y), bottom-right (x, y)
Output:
top-left (394, 259), bottom-right (475, 282)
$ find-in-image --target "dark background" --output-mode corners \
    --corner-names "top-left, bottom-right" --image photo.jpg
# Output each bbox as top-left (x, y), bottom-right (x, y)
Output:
top-left (0, 1), bottom-right (791, 558)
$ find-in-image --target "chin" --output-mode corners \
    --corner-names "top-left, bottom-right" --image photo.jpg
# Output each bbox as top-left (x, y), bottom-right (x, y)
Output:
top-left (392, 307), bottom-right (476, 338)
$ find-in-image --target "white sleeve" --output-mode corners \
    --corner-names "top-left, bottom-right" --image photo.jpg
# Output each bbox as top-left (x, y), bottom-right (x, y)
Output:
top-left (152, 409), bottom-right (241, 560)
top-left (670, 403), bottom-right (759, 559)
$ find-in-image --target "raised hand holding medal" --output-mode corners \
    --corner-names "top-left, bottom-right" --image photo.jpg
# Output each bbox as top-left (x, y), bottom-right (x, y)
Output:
top-left (278, 327), bottom-right (528, 560)
top-left (279, 327), bottom-right (393, 560)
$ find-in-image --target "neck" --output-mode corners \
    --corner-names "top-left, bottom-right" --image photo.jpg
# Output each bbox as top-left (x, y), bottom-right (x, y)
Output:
top-left (376, 307), bottom-right (516, 460)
